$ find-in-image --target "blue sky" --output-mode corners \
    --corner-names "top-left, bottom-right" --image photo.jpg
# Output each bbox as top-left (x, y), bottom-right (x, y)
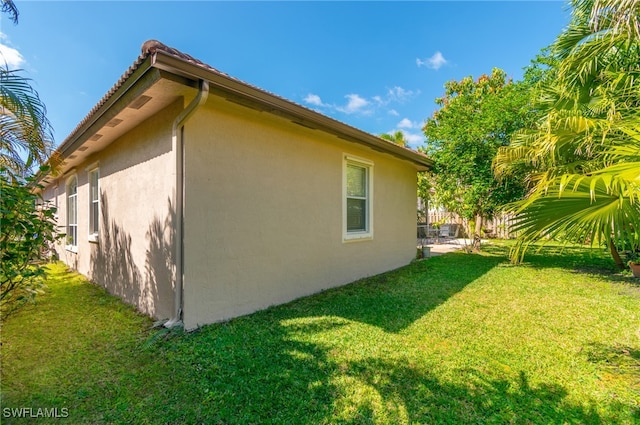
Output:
top-left (1, 1), bottom-right (571, 149)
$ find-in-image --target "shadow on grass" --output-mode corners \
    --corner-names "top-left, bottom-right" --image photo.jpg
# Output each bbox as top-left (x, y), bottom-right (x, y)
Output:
top-left (286, 250), bottom-right (504, 333)
top-left (483, 242), bottom-right (640, 292)
top-left (336, 359), bottom-right (603, 424)
top-left (585, 342), bottom-right (640, 366)
top-left (483, 242), bottom-right (628, 275)
top-left (103, 312), bottom-right (612, 424)
top-left (113, 248), bottom-right (612, 423)
top-left (4, 246), bottom-right (635, 423)
top-left (584, 342), bottom-right (640, 399)
top-left (581, 342), bottom-right (640, 422)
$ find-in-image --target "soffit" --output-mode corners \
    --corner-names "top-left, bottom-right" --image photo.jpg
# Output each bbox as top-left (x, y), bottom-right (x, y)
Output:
top-left (53, 77), bottom-right (196, 177)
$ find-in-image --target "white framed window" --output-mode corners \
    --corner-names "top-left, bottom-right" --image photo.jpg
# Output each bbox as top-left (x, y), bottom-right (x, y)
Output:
top-left (88, 167), bottom-right (99, 242)
top-left (343, 155), bottom-right (373, 241)
top-left (66, 175), bottom-right (78, 251)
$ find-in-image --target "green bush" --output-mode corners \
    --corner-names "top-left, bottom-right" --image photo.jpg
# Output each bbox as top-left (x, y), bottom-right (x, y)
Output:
top-left (1, 169), bottom-right (60, 317)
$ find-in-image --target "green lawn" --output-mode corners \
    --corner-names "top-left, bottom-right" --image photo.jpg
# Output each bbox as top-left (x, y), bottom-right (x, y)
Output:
top-left (1, 242), bottom-right (639, 424)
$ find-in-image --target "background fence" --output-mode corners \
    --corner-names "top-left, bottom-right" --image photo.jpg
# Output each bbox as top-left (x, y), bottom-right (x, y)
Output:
top-left (418, 206), bottom-right (517, 239)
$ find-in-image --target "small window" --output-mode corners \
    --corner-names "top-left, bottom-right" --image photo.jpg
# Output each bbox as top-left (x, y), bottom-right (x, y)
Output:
top-left (343, 156), bottom-right (373, 241)
top-left (66, 175), bottom-right (78, 250)
top-left (88, 168), bottom-right (99, 242)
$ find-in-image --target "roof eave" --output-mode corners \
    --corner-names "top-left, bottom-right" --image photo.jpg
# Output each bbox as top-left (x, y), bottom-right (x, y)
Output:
top-left (57, 57), bottom-right (156, 161)
top-left (150, 50), bottom-right (433, 170)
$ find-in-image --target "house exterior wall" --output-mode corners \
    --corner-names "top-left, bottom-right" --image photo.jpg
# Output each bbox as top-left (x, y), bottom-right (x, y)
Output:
top-left (181, 95), bottom-right (419, 329)
top-left (42, 101), bottom-right (182, 320)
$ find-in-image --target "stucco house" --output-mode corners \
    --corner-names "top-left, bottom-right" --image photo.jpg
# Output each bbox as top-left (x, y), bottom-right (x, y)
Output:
top-left (40, 40), bottom-right (432, 330)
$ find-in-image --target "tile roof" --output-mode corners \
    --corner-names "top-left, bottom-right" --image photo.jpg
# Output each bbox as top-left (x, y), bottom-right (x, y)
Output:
top-left (57, 47), bottom-right (148, 155)
top-left (141, 40), bottom-right (223, 75)
top-left (56, 40), bottom-right (431, 167)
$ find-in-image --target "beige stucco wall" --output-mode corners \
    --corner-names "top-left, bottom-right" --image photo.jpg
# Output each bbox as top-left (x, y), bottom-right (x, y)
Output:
top-left (41, 90), bottom-right (420, 329)
top-left (42, 101), bottom-right (181, 320)
top-left (182, 96), bottom-right (419, 329)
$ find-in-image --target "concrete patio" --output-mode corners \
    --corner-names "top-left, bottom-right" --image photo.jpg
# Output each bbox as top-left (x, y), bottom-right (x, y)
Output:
top-left (418, 238), bottom-right (482, 256)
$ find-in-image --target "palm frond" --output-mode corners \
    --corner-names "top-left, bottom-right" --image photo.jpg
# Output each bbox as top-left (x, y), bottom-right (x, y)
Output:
top-left (495, 0), bottom-right (640, 265)
top-left (1, 0), bottom-right (19, 24)
top-left (0, 68), bottom-right (54, 177)
top-left (508, 175), bottom-right (640, 262)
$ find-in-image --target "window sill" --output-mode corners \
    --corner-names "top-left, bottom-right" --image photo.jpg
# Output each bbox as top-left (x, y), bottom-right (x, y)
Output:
top-left (343, 233), bottom-right (373, 243)
top-left (65, 245), bottom-right (78, 253)
top-left (88, 234), bottom-right (99, 244)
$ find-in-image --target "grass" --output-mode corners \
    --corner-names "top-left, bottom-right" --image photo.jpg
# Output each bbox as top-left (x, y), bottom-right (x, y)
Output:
top-left (1, 242), bottom-right (639, 424)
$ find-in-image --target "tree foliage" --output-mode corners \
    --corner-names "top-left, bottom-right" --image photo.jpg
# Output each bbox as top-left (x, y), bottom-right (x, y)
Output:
top-left (1, 169), bottom-right (60, 317)
top-left (1, 0), bottom-right (55, 179)
top-left (379, 130), bottom-right (407, 147)
top-left (422, 68), bottom-right (533, 248)
top-left (494, 0), bottom-right (640, 267)
top-left (1, 1), bottom-right (61, 316)
top-left (1, 67), bottom-right (56, 179)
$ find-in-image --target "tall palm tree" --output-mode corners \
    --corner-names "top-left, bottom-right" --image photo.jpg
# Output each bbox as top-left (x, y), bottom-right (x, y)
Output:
top-left (494, 0), bottom-right (640, 267)
top-left (1, 0), bottom-right (55, 178)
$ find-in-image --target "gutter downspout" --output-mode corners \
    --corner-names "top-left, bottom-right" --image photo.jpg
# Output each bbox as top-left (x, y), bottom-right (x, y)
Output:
top-left (165, 79), bottom-right (209, 328)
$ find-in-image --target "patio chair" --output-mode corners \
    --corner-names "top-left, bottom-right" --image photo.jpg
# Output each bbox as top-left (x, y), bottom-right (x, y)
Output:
top-left (438, 224), bottom-right (459, 244)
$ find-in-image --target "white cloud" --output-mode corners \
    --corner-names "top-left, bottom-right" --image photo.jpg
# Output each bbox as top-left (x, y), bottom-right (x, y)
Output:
top-left (397, 118), bottom-right (415, 129)
top-left (384, 125), bottom-right (425, 148)
top-left (404, 131), bottom-right (424, 145)
top-left (337, 94), bottom-right (370, 114)
top-left (387, 86), bottom-right (418, 103)
top-left (304, 92), bottom-right (372, 115)
top-left (416, 51), bottom-right (448, 70)
top-left (385, 129), bottom-right (424, 148)
top-left (304, 93), bottom-right (326, 107)
top-left (304, 85), bottom-right (419, 118)
top-left (0, 32), bottom-right (25, 69)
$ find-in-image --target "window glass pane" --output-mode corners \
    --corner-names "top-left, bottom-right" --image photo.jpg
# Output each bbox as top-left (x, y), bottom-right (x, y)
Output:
top-left (91, 202), bottom-right (99, 234)
top-left (347, 198), bottom-right (366, 231)
top-left (68, 196), bottom-right (77, 225)
top-left (346, 164), bottom-right (366, 197)
top-left (89, 169), bottom-right (99, 235)
top-left (69, 177), bottom-right (77, 195)
top-left (90, 171), bottom-right (99, 202)
top-left (68, 225), bottom-right (77, 247)
top-left (67, 177), bottom-right (78, 246)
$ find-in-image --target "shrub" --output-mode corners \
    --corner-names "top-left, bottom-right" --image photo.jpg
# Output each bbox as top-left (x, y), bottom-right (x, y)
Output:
top-left (1, 169), bottom-right (60, 317)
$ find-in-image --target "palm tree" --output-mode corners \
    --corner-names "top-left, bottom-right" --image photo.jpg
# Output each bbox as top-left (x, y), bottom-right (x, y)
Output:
top-left (1, 68), bottom-right (55, 178)
top-left (380, 130), bottom-right (407, 147)
top-left (494, 0), bottom-right (640, 268)
top-left (1, 0), bottom-right (55, 178)
top-left (1, 0), bottom-right (19, 24)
